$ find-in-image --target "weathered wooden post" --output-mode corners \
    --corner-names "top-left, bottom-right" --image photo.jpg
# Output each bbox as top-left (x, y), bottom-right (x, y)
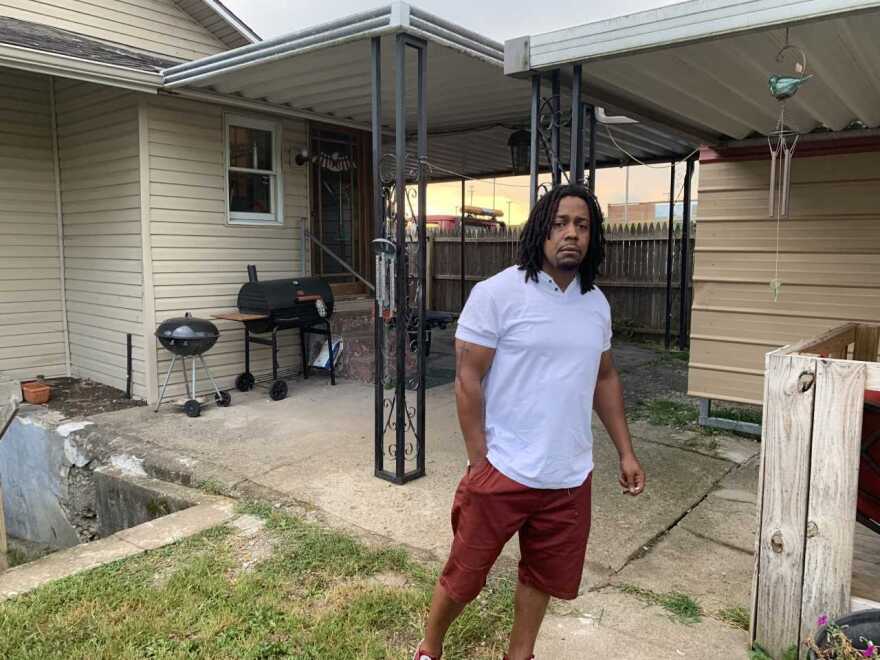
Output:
top-left (752, 323), bottom-right (880, 658)
top-left (0, 375), bottom-right (22, 572)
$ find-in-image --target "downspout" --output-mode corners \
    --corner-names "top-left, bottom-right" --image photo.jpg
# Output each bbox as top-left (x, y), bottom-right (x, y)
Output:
top-left (49, 77), bottom-right (71, 377)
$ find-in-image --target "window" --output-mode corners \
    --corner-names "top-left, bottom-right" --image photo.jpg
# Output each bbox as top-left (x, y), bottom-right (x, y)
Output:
top-left (225, 115), bottom-right (283, 225)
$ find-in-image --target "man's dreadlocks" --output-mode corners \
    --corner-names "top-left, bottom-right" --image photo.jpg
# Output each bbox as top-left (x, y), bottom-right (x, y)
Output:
top-left (517, 183), bottom-right (605, 294)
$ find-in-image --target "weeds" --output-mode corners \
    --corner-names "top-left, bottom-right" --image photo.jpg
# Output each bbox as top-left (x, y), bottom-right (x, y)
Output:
top-left (718, 606), bottom-right (750, 631)
top-left (618, 583), bottom-right (702, 624)
top-left (713, 406), bottom-right (763, 426)
top-left (749, 643), bottom-right (798, 660)
top-left (631, 399), bottom-right (699, 428)
top-left (197, 479), bottom-right (230, 496)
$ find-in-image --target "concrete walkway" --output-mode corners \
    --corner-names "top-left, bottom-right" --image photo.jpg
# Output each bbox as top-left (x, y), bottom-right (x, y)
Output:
top-left (76, 357), bottom-right (760, 658)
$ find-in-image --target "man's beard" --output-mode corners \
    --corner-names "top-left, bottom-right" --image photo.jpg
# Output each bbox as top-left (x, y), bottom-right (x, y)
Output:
top-left (556, 257), bottom-right (581, 272)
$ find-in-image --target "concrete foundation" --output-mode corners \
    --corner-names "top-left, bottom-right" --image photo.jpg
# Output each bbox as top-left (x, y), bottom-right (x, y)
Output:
top-left (0, 406), bottom-right (198, 551)
top-left (0, 408), bottom-right (84, 548)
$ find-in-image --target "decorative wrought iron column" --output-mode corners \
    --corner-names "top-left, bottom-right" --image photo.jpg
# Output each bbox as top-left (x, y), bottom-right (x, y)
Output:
top-left (569, 63), bottom-right (584, 184)
top-left (551, 70), bottom-right (561, 186)
top-left (373, 34), bottom-right (429, 484)
top-left (371, 36), bottom-right (384, 477)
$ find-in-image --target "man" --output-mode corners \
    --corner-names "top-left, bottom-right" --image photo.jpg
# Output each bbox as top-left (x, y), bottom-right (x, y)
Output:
top-left (413, 184), bottom-right (646, 660)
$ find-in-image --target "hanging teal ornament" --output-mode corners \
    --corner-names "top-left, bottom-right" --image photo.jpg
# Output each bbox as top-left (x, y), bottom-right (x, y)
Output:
top-left (769, 73), bottom-right (813, 101)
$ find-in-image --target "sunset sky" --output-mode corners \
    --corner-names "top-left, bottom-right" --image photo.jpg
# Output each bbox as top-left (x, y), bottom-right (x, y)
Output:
top-left (224, 0), bottom-right (700, 224)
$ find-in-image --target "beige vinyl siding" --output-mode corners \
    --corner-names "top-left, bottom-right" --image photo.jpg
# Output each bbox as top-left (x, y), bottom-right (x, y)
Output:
top-left (54, 79), bottom-right (145, 397)
top-left (688, 150), bottom-right (880, 405)
top-left (0, 0), bottom-right (227, 61)
top-left (146, 96), bottom-right (309, 400)
top-left (0, 69), bottom-right (66, 380)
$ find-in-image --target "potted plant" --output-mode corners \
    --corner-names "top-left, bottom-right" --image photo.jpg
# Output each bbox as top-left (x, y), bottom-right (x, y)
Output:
top-left (807, 611), bottom-right (880, 658)
top-left (21, 375), bottom-right (51, 405)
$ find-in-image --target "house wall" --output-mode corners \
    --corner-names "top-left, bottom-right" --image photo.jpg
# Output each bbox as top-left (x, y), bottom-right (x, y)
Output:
top-left (0, 0), bottom-right (227, 61)
top-left (54, 79), bottom-right (146, 398)
top-left (688, 149), bottom-right (880, 405)
top-left (144, 95), bottom-right (310, 401)
top-left (0, 69), bottom-right (67, 381)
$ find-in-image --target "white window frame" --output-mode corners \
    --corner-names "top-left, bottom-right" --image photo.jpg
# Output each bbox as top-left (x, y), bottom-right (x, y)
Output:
top-left (225, 114), bottom-right (284, 225)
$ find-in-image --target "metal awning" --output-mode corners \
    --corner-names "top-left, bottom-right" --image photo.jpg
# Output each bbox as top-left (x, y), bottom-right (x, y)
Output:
top-left (506, 0), bottom-right (880, 143)
top-left (161, 3), bottom-right (694, 178)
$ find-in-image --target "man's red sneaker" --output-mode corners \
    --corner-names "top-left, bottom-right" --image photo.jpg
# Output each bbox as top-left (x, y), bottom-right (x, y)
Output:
top-left (413, 641), bottom-right (441, 660)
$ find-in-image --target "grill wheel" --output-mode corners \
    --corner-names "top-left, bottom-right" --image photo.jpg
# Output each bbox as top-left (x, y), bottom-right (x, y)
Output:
top-left (215, 391), bottom-right (232, 407)
top-left (184, 399), bottom-right (201, 418)
top-left (269, 379), bottom-right (288, 401)
top-left (235, 372), bottom-right (255, 392)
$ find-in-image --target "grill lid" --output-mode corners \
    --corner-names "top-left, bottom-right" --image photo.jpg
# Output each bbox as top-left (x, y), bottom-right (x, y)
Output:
top-left (155, 313), bottom-right (219, 355)
top-left (237, 277), bottom-right (334, 319)
top-left (155, 312), bottom-right (219, 341)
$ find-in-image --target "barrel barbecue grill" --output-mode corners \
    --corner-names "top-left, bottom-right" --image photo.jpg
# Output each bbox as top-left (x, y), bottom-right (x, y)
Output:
top-left (214, 266), bottom-right (337, 401)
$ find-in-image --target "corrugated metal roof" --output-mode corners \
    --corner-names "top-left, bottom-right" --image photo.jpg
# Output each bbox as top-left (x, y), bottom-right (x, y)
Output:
top-left (161, 3), bottom-right (696, 179)
top-left (512, 0), bottom-right (880, 142)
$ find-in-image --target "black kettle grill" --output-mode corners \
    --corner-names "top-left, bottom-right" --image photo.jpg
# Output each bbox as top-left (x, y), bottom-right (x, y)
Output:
top-left (154, 313), bottom-right (230, 417)
top-left (214, 265), bottom-right (337, 401)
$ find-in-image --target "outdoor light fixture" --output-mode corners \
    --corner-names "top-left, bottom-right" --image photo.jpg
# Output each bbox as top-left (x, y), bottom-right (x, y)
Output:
top-left (290, 147), bottom-right (310, 166)
top-left (508, 129), bottom-right (531, 175)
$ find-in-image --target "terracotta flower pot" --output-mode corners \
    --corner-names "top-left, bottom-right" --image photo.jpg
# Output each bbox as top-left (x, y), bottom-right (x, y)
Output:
top-left (21, 381), bottom-right (51, 405)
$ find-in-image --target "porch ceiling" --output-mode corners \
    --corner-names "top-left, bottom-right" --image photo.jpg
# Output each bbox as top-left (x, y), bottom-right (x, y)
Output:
top-left (509, 0), bottom-right (880, 143)
top-left (161, 3), bottom-right (695, 179)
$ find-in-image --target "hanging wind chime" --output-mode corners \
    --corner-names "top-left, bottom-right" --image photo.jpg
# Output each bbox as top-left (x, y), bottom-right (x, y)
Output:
top-left (767, 30), bottom-right (813, 301)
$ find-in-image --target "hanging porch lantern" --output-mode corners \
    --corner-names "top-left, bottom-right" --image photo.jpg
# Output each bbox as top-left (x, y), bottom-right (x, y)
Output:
top-left (507, 129), bottom-right (531, 175)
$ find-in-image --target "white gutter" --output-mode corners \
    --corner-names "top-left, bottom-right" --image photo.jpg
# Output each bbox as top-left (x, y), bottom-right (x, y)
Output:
top-left (49, 77), bottom-right (71, 378)
top-left (163, 6), bottom-right (392, 85)
top-left (0, 43), bottom-right (161, 93)
top-left (163, 2), bottom-right (507, 88)
top-left (510, 0), bottom-right (880, 71)
top-left (408, 5), bottom-right (503, 61)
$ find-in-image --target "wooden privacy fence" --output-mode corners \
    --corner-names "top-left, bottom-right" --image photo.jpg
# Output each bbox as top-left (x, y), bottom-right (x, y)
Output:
top-left (429, 222), bottom-right (695, 337)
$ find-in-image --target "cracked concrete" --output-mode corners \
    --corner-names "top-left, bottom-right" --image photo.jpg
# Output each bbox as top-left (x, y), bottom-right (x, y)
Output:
top-left (60, 338), bottom-right (763, 659)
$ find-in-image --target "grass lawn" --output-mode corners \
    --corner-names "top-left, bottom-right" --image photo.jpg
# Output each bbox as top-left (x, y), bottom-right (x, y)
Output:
top-left (0, 502), bottom-right (514, 659)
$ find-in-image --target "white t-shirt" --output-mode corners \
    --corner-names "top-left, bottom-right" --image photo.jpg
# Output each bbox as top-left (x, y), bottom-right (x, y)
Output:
top-left (455, 265), bottom-right (612, 489)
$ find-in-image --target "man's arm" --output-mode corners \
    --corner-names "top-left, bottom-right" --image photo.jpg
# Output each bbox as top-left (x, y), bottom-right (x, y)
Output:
top-left (454, 339), bottom-right (495, 468)
top-left (594, 350), bottom-right (645, 495)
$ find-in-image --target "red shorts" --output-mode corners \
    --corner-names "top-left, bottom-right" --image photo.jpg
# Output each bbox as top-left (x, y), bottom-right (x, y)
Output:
top-left (439, 461), bottom-right (592, 603)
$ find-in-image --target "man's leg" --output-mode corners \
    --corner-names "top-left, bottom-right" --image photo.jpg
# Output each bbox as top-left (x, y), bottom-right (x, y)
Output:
top-left (420, 582), bottom-right (468, 655)
top-left (418, 463), bottom-right (531, 657)
top-left (506, 581), bottom-right (551, 660)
